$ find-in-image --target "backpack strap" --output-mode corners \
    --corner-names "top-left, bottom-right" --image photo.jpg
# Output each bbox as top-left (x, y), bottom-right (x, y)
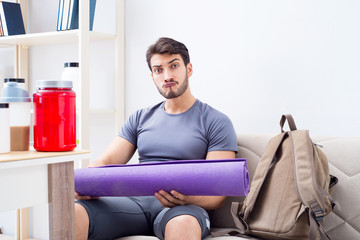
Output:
top-left (308, 205), bottom-right (333, 240)
top-left (290, 130), bottom-right (325, 207)
top-left (290, 130), bottom-right (333, 240)
top-left (280, 114), bottom-right (297, 132)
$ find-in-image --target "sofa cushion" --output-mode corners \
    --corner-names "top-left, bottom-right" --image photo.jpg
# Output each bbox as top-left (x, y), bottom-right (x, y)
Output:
top-left (312, 136), bottom-right (360, 239)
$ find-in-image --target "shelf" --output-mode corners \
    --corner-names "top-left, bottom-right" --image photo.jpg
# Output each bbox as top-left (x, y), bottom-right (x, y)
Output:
top-left (0, 148), bottom-right (90, 164)
top-left (0, 234), bottom-right (15, 240)
top-left (0, 30), bottom-right (116, 47)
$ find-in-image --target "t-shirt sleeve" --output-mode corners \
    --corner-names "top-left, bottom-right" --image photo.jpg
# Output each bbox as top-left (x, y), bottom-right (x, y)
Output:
top-left (118, 111), bottom-right (140, 148)
top-left (207, 114), bottom-right (238, 153)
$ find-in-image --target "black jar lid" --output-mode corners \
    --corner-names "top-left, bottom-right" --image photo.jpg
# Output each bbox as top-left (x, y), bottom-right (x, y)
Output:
top-left (64, 62), bottom-right (79, 68)
top-left (4, 78), bottom-right (25, 83)
top-left (0, 103), bottom-right (9, 108)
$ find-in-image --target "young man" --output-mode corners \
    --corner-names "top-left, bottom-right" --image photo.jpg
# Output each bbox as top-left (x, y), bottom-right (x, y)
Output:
top-left (75, 37), bottom-right (238, 240)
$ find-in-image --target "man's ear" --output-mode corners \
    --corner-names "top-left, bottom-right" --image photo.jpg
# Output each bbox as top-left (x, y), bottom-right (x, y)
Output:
top-left (187, 63), bottom-right (193, 77)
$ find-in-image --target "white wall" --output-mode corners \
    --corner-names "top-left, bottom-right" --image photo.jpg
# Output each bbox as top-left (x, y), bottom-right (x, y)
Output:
top-left (125, 0), bottom-right (360, 136)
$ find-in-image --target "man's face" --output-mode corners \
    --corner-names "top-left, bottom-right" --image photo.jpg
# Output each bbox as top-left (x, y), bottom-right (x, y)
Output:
top-left (150, 53), bottom-right (192, 99)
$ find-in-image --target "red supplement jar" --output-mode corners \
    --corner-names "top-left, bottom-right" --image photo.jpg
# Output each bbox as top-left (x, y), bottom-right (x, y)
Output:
top-left (33, 80), bottom-right (76, 151)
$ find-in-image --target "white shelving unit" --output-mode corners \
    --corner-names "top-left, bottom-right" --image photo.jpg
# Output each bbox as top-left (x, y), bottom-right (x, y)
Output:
top-left (0, 0), bottom-right (125, 238)
top-left (0, 0), bottom-right (125, 153)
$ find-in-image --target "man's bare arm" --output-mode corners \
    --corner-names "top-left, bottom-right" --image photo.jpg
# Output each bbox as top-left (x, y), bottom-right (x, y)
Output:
top-left (89, 136), bottom-right (136, 167)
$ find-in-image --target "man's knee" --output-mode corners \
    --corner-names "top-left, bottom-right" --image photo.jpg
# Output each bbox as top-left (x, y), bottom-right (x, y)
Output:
top-left (167, 214), bottom-right (199, 227)
top-left (154, 205), bottom-right (210, 239)
top-left (75, 203), bottom-right (89, 240)
top-left (165, 215), bottom-right (201, 235)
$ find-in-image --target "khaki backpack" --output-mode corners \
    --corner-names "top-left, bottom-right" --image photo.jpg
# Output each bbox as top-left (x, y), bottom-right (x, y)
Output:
top-left (228, 114), bottom-right (337, 239)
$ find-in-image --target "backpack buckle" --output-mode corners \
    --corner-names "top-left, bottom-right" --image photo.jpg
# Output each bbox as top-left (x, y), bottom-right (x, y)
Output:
top-left (313, 209), bottom-right (324, 221)
top-left (309, 201), bottom-right (324, 221)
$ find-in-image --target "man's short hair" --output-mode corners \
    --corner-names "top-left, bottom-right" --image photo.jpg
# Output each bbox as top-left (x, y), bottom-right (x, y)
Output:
top-left (146, 37), bottom-right (190, 71)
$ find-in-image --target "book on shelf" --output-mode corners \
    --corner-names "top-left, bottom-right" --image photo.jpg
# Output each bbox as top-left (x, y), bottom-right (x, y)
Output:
top-left (61, 0), bottom-right (71, 30)
top-left (0, 1), bottom-right (26, 36)
top-left (57, 0), bottom-right (96, 31)
top-left (0, 14), bottom-right (3, 36)
top-left (56, 0), bottom-right (65, 31)
top-left (67, 0), bottom-right (78, 29)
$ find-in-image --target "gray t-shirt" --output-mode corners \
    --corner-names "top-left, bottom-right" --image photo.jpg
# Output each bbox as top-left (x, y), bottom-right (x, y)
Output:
top-left (119, 99), bottom-right (238, 163)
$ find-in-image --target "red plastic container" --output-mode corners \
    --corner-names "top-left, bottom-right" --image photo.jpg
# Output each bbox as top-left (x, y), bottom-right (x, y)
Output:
top-left (33, 80), bottom-right (76, 151)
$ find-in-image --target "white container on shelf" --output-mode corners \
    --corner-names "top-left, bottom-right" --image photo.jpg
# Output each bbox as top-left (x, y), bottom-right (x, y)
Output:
top-left (0, 103), bottom-right (10, 154)
top-left (61, 62), bottom-right (80, 148)
top-left (61, 62), bottom-right (80, 107)
top-left (0, 82), bottom-right (31, 151)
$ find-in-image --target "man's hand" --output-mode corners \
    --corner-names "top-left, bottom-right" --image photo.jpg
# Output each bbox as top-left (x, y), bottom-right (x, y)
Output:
top-left (75, 192), bottom-right (99, 201)
top-left (155, 190), bottom-right (187, 207)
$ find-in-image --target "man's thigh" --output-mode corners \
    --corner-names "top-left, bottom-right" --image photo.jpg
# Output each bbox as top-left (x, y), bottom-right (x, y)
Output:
top-left (77, 196), bottom-right (163, 239)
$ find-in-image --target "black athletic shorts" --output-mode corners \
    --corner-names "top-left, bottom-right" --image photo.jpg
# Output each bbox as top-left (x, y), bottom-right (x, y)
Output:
top-left (76, 196), bottom-right (210, 240)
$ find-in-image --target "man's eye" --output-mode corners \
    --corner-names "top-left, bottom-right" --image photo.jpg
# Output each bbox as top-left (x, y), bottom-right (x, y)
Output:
top-left (171, 64), bottom-right (179, 69)
top-left (154, 68), bottom-right (163, 73)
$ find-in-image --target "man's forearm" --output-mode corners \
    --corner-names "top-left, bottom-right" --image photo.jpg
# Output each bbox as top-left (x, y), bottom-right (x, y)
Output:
top-left (156, 190), bottom-right (226, 210)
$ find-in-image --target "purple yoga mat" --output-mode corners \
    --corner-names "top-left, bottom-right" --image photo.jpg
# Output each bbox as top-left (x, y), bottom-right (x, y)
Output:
top-left (75, 158), bottom-right (249, 197)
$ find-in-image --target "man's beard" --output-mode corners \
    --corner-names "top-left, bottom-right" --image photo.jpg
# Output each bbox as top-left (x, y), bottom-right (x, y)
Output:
top-left (156, 74), bottom-right (189, 99)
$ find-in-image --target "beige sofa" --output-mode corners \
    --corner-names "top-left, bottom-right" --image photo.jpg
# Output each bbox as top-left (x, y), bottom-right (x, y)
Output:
top-left (118, 134), bottom-right (360, 240)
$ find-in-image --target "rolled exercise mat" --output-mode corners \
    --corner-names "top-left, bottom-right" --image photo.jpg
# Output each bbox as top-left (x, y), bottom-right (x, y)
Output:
top-left (75, 158), bottom-right (249, 197)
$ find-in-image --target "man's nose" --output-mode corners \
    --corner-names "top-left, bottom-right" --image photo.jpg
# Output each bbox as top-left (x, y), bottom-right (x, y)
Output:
top-left (164, 70), bottom-right (173, 82)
